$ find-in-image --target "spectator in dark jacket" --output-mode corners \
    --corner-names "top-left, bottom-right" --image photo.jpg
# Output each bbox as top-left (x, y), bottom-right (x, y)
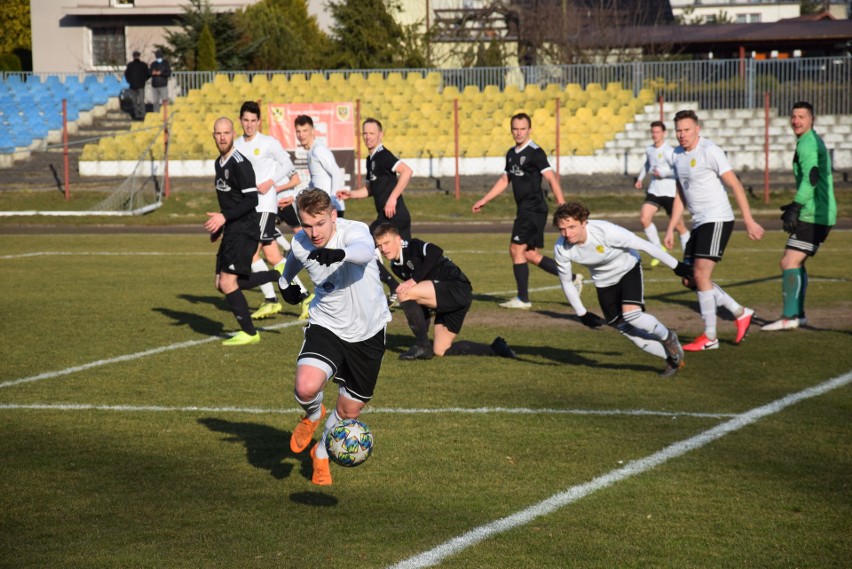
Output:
top-left (124, 51), bottom-right (149, 120)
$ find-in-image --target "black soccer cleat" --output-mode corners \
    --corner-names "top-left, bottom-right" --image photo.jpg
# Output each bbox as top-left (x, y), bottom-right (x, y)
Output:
top-left (399, 344), bottom-right (434, 361)
top-left (491, 337), bottom-right (517, 359)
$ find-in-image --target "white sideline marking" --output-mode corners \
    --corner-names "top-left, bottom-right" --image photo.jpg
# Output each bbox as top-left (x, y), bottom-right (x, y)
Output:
top-left (0, 403), bottom-right (736, 420)
top-left (0, 251), bottom-right (208, 260)
top-left (388, 371), bottom-right (852, 569)
top-left (0, 320), bottom-right (305, 390)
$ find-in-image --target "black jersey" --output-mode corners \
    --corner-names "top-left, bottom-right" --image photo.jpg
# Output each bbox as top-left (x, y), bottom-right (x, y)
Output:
top-left (214, 149), bottom-right (260, 236)
top-left (366, 144), bottom-right (410, 216)
top-left (390, 238), bottom-right (469, 285)
top-left (504, 141), bottom-right (551, 214)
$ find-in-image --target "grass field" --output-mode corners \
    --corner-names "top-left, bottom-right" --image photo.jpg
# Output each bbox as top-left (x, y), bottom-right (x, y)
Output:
top-left (1, 228), bottom-right (851, 568)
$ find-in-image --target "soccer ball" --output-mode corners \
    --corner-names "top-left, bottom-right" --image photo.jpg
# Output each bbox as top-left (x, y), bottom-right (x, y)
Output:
top-left (324, 419), bottom-right (374, 467)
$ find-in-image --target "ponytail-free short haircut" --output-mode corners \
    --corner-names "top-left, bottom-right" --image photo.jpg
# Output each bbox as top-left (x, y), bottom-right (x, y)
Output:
top-left (792, 101), bottom-right (815, 119)
top-left (553, 202), bottom-right (591, 227)
top-left (240, 100), bottom-right (261, 119)
top-left (372, 222), bottom-right (400, 240)
top-left (294, 114), bottom-right (314, 127)
top-left (297, 188), bottom-right (332, 216)
top-left (363, 117), bottom-right (383, 131)
top-left (511, 112), bottom-right (532, 128)
top-left (674, 109), bottom-right (699, 125)
top-left (650, 120), bottom-right (666, 130)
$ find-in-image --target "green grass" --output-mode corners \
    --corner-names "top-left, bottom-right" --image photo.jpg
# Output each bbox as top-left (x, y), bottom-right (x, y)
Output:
top-left (1, 231), bottom-right (851, 568)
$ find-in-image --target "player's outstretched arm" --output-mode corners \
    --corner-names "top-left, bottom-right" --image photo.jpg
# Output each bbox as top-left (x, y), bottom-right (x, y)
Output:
top-left (722, 170), bottom-right (764, 241)
top-left (338, 187), bottom-right (369, 201)
top-left (543, 169), bottom-right (565, 205)
top-left (473, 174), bottom-right (509, 213)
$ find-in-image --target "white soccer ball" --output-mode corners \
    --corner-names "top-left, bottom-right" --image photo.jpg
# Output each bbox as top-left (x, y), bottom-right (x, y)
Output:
top-left (324, 419), bottom-right (374, 467)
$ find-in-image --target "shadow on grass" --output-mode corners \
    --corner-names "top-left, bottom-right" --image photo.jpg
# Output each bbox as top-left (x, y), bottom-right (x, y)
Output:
top-left (177, 293), bottom-right (230, 310)
top-left (153, 307), bottom-right (226, 336)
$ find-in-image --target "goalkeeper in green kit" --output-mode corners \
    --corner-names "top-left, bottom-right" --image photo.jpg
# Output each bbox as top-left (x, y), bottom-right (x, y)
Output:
top-left (762, 101), bottom-right (836, 331)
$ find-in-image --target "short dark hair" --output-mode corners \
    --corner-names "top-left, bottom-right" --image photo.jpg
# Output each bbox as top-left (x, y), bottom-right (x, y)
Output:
top-left (511, 112), bottom-right (532, 128)
top-left (553, 202), bottom-right (590, 227)
top-left (294, 114), bottom-right (314, 127)
top-left (297, 188), bottom-right (332, 217)
top-left (372, 222), bottom-right (400, 240)
top-left (650, 120), bottom-right (666, 131)
top-left (363, 117), bottom-right (383, 131)
top-left (240, 101), bottom-right (261, 119)
top-left (792, 101), bottom-right (815, 119)
top-left (674, 109), bottom-right (699, 125)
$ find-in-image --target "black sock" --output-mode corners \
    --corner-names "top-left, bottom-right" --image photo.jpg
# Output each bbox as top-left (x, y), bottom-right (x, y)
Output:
top-left (225, 290), bottom-right (256, 335)
top-left (538, 255), bottom-right (559, 276)
top-left (513, 263), bottom-right (529, 302)
top-left (377, 260), bottom-right (399, 293)
top-left (401, 300), bottom-right (430, 347)
top-left (444, 341), bottom-right (495, 356)
top-left (237, 270), bottom-right (279, 290)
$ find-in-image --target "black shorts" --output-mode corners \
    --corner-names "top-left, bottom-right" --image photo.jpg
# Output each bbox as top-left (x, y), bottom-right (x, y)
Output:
top-left (786, 221), bottom-right (831, 257)
top-left (434, 279), bottom-right (473, 334)
top-left (595, 262), bottom-right (645, 324)
top-left (216, 230), bottom-right (259, 276)
top-left (277, 205), bottom-right (300, 229)
top-left (684, 221), bottom-right (733, 263)
top-left (297, 323), bottom-right (386, 403)
top-left (511, 210), bottom-right (548, 249)
top-left (370, 211), bottom-right (411, 240)
top-left (258, 211), bottom-right (282, 243)
top-left (644, 194), bottom-right (674, 216)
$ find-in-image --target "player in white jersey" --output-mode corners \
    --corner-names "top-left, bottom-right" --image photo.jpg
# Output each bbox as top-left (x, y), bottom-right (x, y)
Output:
top-left (235, 101), bottom-right (309, 321)
top-left (664, 110), bottom-right (765, 352)
top-left (553, 203), bottom-right (690, 377)
top-left (278, 189), bottom-right (391, 485)
top-left (294, 114), bottom-right (345, 216)
top-left (633, 121), bottom-right (690, 266)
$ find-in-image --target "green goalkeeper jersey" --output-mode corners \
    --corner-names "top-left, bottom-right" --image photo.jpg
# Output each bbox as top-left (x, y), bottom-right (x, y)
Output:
top-left (793, 129), bottom-right (836, 226)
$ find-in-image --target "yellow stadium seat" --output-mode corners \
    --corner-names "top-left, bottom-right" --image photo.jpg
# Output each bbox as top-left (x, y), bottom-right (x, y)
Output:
top-left (585, 83), bottom-right (602, 96)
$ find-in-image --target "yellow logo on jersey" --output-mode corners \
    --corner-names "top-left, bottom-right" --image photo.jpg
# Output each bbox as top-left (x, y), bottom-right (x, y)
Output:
top-left (596, 245), bottom-right (605, 254)
top-left (254, 148), bottom-right (260, 156)
top-left (657, 152), bottom-right (663, 159)
top-left (690, 158), bottom-right (696, 167)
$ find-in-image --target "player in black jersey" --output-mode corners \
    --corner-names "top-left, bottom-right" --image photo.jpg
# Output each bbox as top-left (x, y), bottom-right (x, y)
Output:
top-left (205, 117), bottom-right (282, 346)
top-left (473, 112), bottom-right (581, 309)
top-left (373, 223), bottom-right (517, 360)
top-left (337, 118), bottom-right (414, 303)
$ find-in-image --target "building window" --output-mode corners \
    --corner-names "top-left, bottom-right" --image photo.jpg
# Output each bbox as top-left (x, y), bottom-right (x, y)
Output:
top-left (112, 0), bottom-right (135, 6)
top-left (91, 26), bottom-right (126, 67)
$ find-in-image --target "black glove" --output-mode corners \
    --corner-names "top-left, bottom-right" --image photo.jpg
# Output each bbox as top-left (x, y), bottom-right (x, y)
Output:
top-left (279, 281), bottom-right (306, 305)
top-left (580, 311), bottom-right (604, 328)
top-left (780, 202), bottom-right (802, 234)
top-left (307, 248), bottom-right (345, 266)
top-left (673, 262), bottom-right (693, 279)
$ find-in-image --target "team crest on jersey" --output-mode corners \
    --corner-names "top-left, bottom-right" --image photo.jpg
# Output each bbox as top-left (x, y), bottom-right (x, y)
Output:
top-left (596, 245), bottom-right (605, 254)
top-left (509, 165), bottom-right (524, 177)
top-left (520, 156), bottom-right (527, 165)
top-left (215, 178), bottom-right (230, 192)
top-left (322, 281), bottom-right (335, 293)
top-left (657, 152), bottom-right (663, 159)
top-left (254, 148), bottom-right (260, 156)
top-left (224, 168), bottom-right (230, 179)
top-left (690, 159), bottom-right (696, 167)
top-left (406, 260), bottom-right (414, 270)
top-left (336, 105), bottom-right (350, 121)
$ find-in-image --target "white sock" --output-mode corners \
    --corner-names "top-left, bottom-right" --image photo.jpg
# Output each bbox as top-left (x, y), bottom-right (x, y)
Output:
top-left (617, 322), bottom-right (667, 359)
top-left (697, 289), bottom-right (717, 339)
top-left (314, 409), bottom-right (341, 460)
top-left (712, 283), bottom-right (742, 317)
top-left (295, 390), bottom-right (324, 421)
top-left (643, 223), bottom-right (662, 248)
top-left (251, 259), bottom-right (277, 301)
top-left (679, 230), bottom-right (691, 251)
top-left (276, 234), bottom-right (291, 252)
top-left (623, 310), bottom-right (668, 341)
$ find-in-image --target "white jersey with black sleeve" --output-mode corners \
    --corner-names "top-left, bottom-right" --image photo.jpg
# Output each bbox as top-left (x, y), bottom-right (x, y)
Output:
top-left (554, 220), bottom-right (679, 314)
top-left (282, 218), bottom-right (391, 342)
top-left (234, 132), bottom-right (297, 214)
top-left (672, 137), bottom-right (735, 227)
top-left (307, 141), bottom-right (345, 213)
top-left (637, 143), bottom-right (676, 198)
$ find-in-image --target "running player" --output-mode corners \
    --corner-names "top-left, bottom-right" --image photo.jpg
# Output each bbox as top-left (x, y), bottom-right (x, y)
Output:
top-left (762, 101), bottom-right (836, 331)
top-left (472, 112), bottom-right (581, 309)
top-left (234, 101), bottom-right (306, 321)
top-left (373, 223), bottom-right (517, 360)
top-left (205, 117), bottom-right (282, 346)
top-left (553, 202), bottom-right (690, 376)
top-left (634, 120), bottom-right (690, 265)
top-left (278, 189), bottom-right (391, 485)
top-left (294, 114), bottom-right (346, 217)
top-left (664, 109), bottom-right (765, 351)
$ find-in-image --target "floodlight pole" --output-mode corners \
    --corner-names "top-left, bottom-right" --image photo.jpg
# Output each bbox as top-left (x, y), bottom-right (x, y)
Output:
top-left (62, 98), bottom-right (70, 200)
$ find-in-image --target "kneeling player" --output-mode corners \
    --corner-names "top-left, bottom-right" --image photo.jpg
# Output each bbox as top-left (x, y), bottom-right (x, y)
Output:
top-left (553, 202), bottom-right (691, 377)
top-left (373, 223), bottom-right (516, 361)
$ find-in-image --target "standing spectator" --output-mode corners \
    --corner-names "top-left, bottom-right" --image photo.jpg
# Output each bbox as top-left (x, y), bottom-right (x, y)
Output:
top-left (205, 117), bottom-right (281, 346)
top-left (633, 120), bottom-right (691, 265)
top-left (762, 101), bottom-right (836, 331)
top-left (664, 110), bottom-right (764, 351)
top-left (124, 50), bottom-right (149, 121)
top-left (472, 112), bottom-right (580, 309)
top-left (149, 49), bottom-right (171, 114)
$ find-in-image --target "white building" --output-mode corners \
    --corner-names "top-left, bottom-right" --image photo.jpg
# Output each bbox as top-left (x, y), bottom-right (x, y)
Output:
top-left (669, 0), bottom-right (848, 24)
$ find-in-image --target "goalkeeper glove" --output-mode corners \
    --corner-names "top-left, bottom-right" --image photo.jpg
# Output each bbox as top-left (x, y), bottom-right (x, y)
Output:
top-left (580, 311), bottom-right (604, 328)
top-left (279, 280), bottom-right (307, 305)
top-left (673, 262), bottom-right (693, 279)
top-left (780, 202), bottom-right (802, 234)
top-left (307, 248), bottom-right (346, 266)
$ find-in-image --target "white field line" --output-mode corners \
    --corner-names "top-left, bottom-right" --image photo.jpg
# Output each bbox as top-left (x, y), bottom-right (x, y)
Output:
top-left (0, 251), bottom-right (209, 260)
top-left (0, 320), bottom-right (305, 390)
top-left (0, 402), bottom-right (736, 420)
top-left (388, 370), bottom-right (852, 569)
